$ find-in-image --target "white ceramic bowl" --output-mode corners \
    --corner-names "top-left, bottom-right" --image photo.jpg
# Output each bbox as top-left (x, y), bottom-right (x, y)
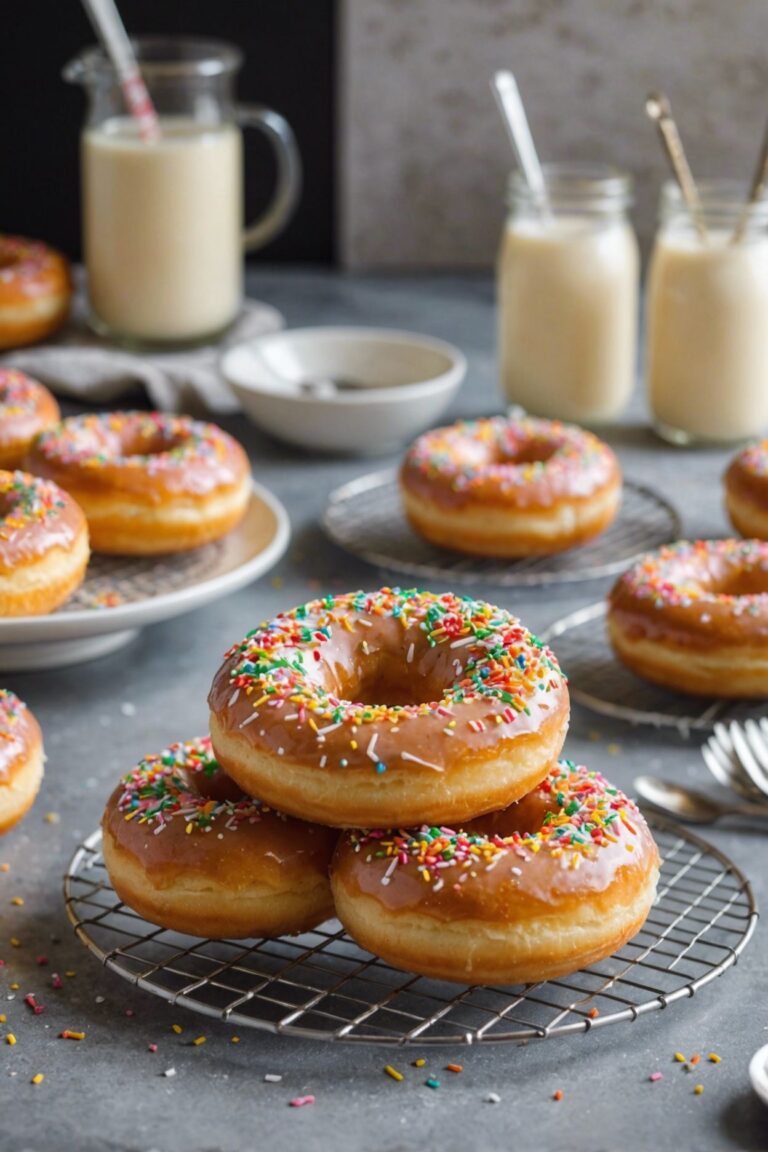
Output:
top-left (220, 326), bottom-right (466, 454)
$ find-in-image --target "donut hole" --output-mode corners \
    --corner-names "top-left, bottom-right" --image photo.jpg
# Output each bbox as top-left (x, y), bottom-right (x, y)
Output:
top-left (119, 428), bottom-right (188, 459)
top-left (502, 437), bottom-right (559, 467)
top-left (711, 568), bottom-right (768, 597)
top-left (330, 651), bottom-right (450, 709)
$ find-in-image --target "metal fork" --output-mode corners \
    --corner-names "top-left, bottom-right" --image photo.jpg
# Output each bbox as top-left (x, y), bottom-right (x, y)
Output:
top-left (703, 720), bottom-right (768, 800)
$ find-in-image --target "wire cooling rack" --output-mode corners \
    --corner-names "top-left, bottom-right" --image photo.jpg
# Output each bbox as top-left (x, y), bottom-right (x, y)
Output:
top-left (322, 470), bottom-right (681, 588)
top-left (59, 545), bottom-right (226, 611)
top-left (64, 819), bottom-right (756, 1046)
top-left (542, 602), bottom-right (768, 734)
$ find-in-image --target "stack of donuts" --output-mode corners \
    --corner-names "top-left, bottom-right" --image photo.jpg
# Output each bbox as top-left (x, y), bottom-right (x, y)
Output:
top-left (0, 371), bottom-right (252, 617)
top-left (102, 586), bottom-right (660, 986)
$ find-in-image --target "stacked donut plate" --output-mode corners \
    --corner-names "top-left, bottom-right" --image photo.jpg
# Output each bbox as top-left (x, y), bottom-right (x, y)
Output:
top-left (102, 587), bottom-right (660, 987)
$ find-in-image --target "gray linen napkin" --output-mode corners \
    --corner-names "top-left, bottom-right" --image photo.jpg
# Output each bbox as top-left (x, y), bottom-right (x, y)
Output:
top-left (1, 283), bottom-right (284, 415)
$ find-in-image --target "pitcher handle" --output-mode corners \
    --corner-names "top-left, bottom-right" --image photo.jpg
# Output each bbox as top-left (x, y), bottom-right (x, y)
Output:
top-left (236, 104), bottom-right (302, 253)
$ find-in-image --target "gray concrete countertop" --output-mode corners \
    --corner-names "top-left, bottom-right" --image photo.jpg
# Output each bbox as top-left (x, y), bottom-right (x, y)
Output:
top-left (1, 269), bottom-right (766, 1152)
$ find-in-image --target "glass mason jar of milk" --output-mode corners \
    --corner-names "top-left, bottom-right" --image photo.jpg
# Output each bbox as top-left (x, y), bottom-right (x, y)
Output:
top-left (647, 181), bottom-right (768, 445)
top-left (498, 164), bottom-right (639, 423)
top-left (64, 38), bottom-right (301, 347)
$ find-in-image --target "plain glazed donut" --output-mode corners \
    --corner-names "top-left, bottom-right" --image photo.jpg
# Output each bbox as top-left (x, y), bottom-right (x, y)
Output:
top-left (25, 411), bottom-right (251, 555)
top-left (724, 441), bottom-right (768, 539)
top-left (0, 235), bottom-right (72, 350)
top-left (101, 736), bottom-right (337, 939)
top-left (331, 761), bottom-right (660, 985)
top-left (0, 369), bottom-right (60, 469)
top-left (0, 470), bottom-right (89, 616)
top-left (608, 539), bottom-right (768, 697)
top-left (0, 690), bottom-right (45, 834)
top-left (208, 588), bottom-right (569, 829)
top-left (400, 416), bottom-right (622, 557)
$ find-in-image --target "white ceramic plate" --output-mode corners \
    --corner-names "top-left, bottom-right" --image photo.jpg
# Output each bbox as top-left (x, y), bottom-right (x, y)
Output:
top-left (0, 481), bottom-right (290, 671)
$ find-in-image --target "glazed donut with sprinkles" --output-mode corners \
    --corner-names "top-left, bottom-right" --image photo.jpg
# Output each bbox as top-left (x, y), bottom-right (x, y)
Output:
top-left (0, 690), bottom-right (45, 834)
top-left (0, 369), bottom-right (60, 469)
top-left (101, 736), bottom-right (337, 938)
top-left (331, 761), bottom-right (660, 984)
top-left (400, 415), bottom-right (622, 557)
top-left (608, 538), bottom-right (768, 697)
top-left (724, 440), bottom-right (768, 540)
top-left (25, 411), bottom-right (251, 555)
top-left (0, 234), bottom-right (72, 350)
top-left (0, 469), bottom-right (89, 616)
top-left (208, 587), bottom-right (569, 828)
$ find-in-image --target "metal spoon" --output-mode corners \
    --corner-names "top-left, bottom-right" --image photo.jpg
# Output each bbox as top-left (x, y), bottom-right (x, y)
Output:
top-left (634, 775), bottom-right (768, 824)
top-left (296, 375), bottom-right (374, 396)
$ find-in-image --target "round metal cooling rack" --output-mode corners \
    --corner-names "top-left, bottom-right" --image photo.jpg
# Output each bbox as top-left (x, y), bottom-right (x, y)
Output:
top-left (64, 819), bottom-right (756, 1046)
top-left (322, 470), bottom-right (681, 588)
top-left (543, 602), bottom-right (768, 735)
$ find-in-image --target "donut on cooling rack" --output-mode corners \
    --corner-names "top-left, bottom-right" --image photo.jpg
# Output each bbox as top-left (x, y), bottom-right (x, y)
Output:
top-left (208, 587), bottom-right (569, 829)
top-left (101, 736), bottom-right (337, 938)
top-left (0, 469), bottom-right (89, 616)
top-left (608, 538), bottom-right (768, 697)
top-left (399, 416), bottom-right (622, 557)
top-left (331, 760), bottom-right (660, 985)
top-left (0, 369), bottom-right (60, 470)
top-left (724, 441), bottom-right (768, 540)
top-left (25, 411), bottom-right (251, 555)
top-left (0, 690), bottom-right (44, 834)
top-left (0, 235), bottom-right (72, 349)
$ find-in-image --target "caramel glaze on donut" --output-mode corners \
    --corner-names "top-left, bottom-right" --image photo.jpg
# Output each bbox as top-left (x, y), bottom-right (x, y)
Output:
top-left (331, 761), bottom-right (659, 985)
top-left (0, 370), bottom-right (60, 470)
top-left (0, 470), bottom-right (89, 616)
top-left (400, 416), bottom-right (622, 557)
top-left (608, 539), bottom-right (768, 697)
top-left (0, 235), bottom-right (72, 350)
top-left (102, 737), bottom-right (337, 939)
top-left (25, 412), bottom-right (251, 555)
top-left (725, 441), bottom-right (768, 540)
top-left (209, 588), bottom-right (569, 829)
top-left (0, 690), bottom-right (44, 834)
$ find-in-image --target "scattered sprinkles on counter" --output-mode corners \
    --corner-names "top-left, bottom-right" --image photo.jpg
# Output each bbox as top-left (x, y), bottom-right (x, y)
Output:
top-left (616, 538), bottom-right (768, 613)
top-left (347, 761), bottom-right (641, 891)
top-left (224, 587), bottom-right (564, 773)
top-left (114, 736), bottom-right (274, 835)
top-left (402, 416), bottom-right (616, 502)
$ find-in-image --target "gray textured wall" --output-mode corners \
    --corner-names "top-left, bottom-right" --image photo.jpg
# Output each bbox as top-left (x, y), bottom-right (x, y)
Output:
top-left (339, 0), bottom-right (768, 268)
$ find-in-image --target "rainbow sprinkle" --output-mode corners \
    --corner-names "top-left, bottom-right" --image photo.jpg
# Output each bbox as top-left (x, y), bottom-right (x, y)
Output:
top-left (115, 736), bottom-right (272, 835)
top-left (614, 539), bottom-right (768, 612)
top-left (0, 690), bottom-right (28, 780)
top-left (345, 761), bottom-right (644, 889)
top-left (402, 416), bottom-right (616, 500)
top-left (0, 369), bottom-right (44, 422)
top-left (221, 588), bottom-right (564, 773)
top-left (33, 412), bottom-right (239, 486)
top-left (0, 471), bottom-right (69, 544)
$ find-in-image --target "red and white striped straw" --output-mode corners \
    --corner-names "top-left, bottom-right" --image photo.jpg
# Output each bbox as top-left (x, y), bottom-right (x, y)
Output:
top-left (80, 0), bottom-right (160, 142)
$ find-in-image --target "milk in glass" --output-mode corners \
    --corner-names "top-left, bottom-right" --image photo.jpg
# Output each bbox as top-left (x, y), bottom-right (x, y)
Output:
top-left (498, 166), bottom-right (639, 424)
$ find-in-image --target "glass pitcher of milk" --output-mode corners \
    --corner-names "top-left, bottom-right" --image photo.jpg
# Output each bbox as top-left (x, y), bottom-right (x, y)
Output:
top-left (498, 164), bottom-right (639, 423)
top-left (64, 38), bottom-right (301, 347)
top-left (647, 181), bottom-right (768, 445)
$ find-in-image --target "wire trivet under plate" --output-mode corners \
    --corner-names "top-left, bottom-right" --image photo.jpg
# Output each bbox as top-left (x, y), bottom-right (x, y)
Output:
top-left (64, 819), bottom-right (756, 1046)
top-left (543, 602), bottom-right (768, 734)
top-left (323, 471), bottom-right (681, 588)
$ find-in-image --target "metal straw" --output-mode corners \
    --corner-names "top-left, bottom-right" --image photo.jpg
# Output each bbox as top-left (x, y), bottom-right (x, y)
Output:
top-left (732, 116), bottom-right (768, 244)
top-left (80, 0), bottom-right (160, 142)
top-left (646, 91), bottom-right (707, 242)
top-left (491, 71), bottom-right (549, 215)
